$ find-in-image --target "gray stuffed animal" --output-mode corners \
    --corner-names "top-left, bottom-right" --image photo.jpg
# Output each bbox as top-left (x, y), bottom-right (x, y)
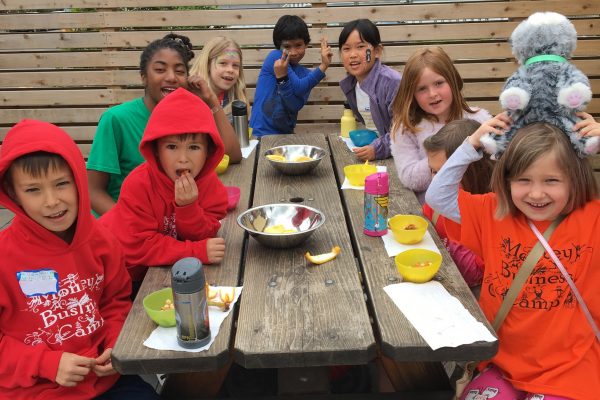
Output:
top-left (480, 12), bottom-right (597, 157)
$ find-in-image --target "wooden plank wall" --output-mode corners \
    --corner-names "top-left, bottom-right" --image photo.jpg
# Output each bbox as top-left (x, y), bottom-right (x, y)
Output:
top-left (1, 0), bottom-right (599, 161)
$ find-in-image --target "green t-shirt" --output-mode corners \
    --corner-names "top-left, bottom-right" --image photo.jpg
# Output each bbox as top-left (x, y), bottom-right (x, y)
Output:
top-left (87, 97), bottom-right (150, 203)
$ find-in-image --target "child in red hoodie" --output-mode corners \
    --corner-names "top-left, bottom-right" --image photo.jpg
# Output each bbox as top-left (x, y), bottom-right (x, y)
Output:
top-left (101, 88), bottom-right (228, 283)
top-left (0, 120), bottom-right (158, 399)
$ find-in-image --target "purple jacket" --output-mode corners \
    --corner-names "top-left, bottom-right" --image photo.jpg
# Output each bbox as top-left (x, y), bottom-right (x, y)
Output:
top-left (340, 60), bottom-right (401, 159)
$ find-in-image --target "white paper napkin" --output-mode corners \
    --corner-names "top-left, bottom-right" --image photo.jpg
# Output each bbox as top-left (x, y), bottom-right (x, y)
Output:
top-left (384, 281), bottom-right (497, 350)
top-left (241, 140), bottom-right (259, 158)
top-left (340, 136), bottom-right (358, 151)
top-left (143, 286), bottom-right (243, 353)
top-left (382, 230), bottom-right (440, 258)
top-left (341, 165), bottom-right (387, 190)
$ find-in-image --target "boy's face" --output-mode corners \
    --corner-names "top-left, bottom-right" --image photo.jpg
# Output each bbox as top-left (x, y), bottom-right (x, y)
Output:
top-left (427, 150), bottom-right (447, 177)
top-left (281, 39), bottom-right (307, 65)
top-left (157, 134), bottom-right (209, 182)
top-left (10, 163), bottom-right (78, 241)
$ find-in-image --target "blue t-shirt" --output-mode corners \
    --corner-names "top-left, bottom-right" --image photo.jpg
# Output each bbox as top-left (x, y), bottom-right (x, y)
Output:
top-left (250, 49), bottom-right (325, 136)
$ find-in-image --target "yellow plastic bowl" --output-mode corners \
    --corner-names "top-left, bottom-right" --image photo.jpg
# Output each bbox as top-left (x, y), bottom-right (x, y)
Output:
top-left (344, 163), bottom-right (377, 186)
top-left (143, 287), bottom-right (176, 327)
top-left (215, 154), bottom-right (230, 175)
top-left (395, 249), bottom-right (442, 283)
top-left (388, 214), bottom-right (429, 244)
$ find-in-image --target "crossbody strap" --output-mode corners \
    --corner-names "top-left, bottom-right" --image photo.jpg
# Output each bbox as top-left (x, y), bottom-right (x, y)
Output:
top-left (492, 216), bottom-right (564, 331)
top-left (528, 220), bottom-right (600, 341)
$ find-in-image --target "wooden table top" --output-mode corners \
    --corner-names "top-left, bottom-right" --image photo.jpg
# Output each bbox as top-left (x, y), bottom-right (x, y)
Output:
top-left (234, 134), bottom-right (376, 369)
top-left (327, 134), bottom-right (498, 362)
top-left (111, 149), bottom-right (256, 374)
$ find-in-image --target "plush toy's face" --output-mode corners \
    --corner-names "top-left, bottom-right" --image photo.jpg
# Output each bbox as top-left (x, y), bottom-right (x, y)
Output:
top-left (510, 12), bottom-right (577, 64)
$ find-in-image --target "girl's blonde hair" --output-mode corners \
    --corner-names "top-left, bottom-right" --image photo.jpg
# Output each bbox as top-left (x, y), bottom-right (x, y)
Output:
top-left (491, 123), bottom-right (597, 219)
top-left (390, 47), bottom-right (474, 138)
top-left (423, 119), bottom-right (494, 195)
top-left (189, 36), bottom-right (247, 115)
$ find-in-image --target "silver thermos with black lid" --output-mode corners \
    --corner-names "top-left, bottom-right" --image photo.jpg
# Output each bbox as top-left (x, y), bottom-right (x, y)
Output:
top-left (171, 257), bottom-right (211, 348)
top-left (232, 100), bottom-right (250, 148)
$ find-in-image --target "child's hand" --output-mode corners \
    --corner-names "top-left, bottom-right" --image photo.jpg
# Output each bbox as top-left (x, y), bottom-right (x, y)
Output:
top-left (353, 145), bottom-right (375, 161)
top-left (56, 352), bottom-right (95, 387)
top-left (274, 50), bottom-right (289, 79)
top-left (175, 172), bottom-right (198, 207)
top-left (468, 112), bottom-right (512, 149)
top-left (319, 37), bottom-right (333, 72)
top-left (93, 348), bottom-right (117, 377)
top-left (187, 75), bottom-right (219, 109)
top-left (574, 111), bottom-right (600, 137)
top-left (207, 237), bottom-right (226, 263)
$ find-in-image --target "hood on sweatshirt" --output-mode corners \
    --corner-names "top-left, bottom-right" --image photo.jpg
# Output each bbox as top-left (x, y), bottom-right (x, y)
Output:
top-left (0, 119), bottom-right (92, 248)
top-left (139, 87), bottom-right (225, 187)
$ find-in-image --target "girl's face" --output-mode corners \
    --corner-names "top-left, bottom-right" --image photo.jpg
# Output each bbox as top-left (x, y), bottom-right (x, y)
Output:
top-left (210, 49), bottom-right (241, 94)
top-left (414, 67), bottom-right (453, 122)
top-left (510, 151), bottom-right (570, 221)
top-left (340, 30), bottom-right (381, 83)
top-left (427, 150), bottom-right (447, 177)
top-left (142, 48), bottom-right (188, 111)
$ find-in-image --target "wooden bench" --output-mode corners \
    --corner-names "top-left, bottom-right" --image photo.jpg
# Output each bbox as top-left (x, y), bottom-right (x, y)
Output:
top-left (1, 0), bottom-right (598, 161)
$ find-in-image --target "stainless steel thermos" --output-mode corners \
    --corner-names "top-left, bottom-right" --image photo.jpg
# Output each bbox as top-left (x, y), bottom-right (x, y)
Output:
top-left (232, 100), bottom-right (250, 148)
top-left (171, 257), bottom-right (211, 348)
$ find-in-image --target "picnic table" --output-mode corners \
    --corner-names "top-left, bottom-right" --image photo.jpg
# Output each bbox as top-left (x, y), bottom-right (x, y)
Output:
top-left (111, 133), bottom-right (498, 396)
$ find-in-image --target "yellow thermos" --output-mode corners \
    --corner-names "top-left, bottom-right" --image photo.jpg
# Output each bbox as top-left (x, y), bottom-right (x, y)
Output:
top-left (340, 102), bottom-right (357, 138)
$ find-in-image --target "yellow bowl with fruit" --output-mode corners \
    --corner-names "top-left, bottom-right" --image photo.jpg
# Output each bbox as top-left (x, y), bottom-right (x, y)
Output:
top-left (215, 154), bottom-right (230, 175)
top-left (344, 163), bottom-right (377, 186)
top-left (388, 214), bottom-right (429, 244)
top-left (395, 249), bottom-right (442, 283)
top-left (143, 287), bottom-right (176, 327)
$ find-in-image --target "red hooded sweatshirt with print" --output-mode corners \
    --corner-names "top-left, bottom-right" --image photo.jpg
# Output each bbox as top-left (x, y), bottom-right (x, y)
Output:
top-left (101, 88), bottom-right (227, 281)
top-left (0, 120), bottom-right (132, 399)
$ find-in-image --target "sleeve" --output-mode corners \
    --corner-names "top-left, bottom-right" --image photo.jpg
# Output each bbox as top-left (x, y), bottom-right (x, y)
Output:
top-left (0, 332), bottom-right (63, 387)
top-left (372, 133), bottom-right (392, 159)
top-left (278, 65), bottom-right (325, 113)
top-left (175, 177), bottom-right (227, 241)
top-left (390, 131), bottom-right (432, 191)
top-left (113, 179), bottom-right (212, 267)
top-left (86, 111), bottom-right (123, 175)
top-left (97, 232), bottom-right (132, 349)
top-left (446, 240), bottom-right (484, 287)
top-left (425, 140), bottom-right (482, 223)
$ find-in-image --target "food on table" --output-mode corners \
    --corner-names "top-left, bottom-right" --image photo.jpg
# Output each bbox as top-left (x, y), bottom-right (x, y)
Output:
top-left (264, 224), bottom-right (297, 234)
top-left (293, 156), bottom-right (314, 162)
top-left (266, 154), bottom-right (287, 162)
top-left (160, 299), bottom-right (175, 311)
top-left (206, 285), bottom-right (235, 311)
top-left (413, 261), bottom-right (433, 268)
top-left (404, 224), bottom-right (418, 230)
top-left (305, 246), bottom-right (341, 265)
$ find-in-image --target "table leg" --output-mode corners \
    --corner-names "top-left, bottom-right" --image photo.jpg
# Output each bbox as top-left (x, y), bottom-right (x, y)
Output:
top-left (379, 356), bottom-right (451, 391)
top-left (278, 366), bottom-right (330, 395)
top-left (161, 359), bottom-right (232, 399)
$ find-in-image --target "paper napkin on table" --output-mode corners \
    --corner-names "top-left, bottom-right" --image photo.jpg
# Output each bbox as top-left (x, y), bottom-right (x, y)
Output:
top-left (241, 140), bottom-right (258, 158)
top-left (382, 230), bottom-right (440, 258)
top-left (341, 165), bottom-right (387, 190)
top-left (143, 286), bottom-right (243, 353)
top-left (340, 136), bottom-right (358, 152)
top-left (384, 281), bottom-right (496, 350)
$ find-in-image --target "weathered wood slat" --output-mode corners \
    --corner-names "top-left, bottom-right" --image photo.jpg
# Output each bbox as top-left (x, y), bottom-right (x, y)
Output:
top-left (2, 0), bottom-right (598, 29)
top-left (234, 134), bottom-right (376, 368)
top-left (2, 19), bottom-right (599, 50)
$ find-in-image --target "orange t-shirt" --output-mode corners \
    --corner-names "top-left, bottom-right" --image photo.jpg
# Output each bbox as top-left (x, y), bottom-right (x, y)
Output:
top-left (458, 191), bottom-right (600, 399)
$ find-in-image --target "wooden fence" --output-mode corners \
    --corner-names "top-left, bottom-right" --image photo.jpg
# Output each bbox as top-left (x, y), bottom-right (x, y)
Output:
top-left (1, 0), bottom-right (599, 161)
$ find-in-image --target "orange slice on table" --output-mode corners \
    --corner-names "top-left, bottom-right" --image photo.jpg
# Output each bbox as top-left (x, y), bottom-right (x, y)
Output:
top-left (305, 246), bottom-right (341, 265)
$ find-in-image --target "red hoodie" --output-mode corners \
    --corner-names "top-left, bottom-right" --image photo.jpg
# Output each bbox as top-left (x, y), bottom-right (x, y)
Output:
top-left (0, 120), bottom-right (132, 399)
top-left (101, 88), bottom-right (228, 281)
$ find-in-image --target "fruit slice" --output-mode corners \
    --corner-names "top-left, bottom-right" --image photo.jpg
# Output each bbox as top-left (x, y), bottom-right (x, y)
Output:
top-left (293, 155), bottom-right (314, 162)
top-left (305, 246), bottom-right (341, 265)
top-left (266, 154), bottom-right (287, 162)
top-left (264, 224), bottom-right (297, 234)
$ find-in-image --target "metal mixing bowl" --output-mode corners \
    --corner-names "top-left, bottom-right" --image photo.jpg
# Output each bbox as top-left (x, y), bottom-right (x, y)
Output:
top-left (237, 203), bottom-right (325, 248)
top-left (264, 145), bottom-right (326, 175)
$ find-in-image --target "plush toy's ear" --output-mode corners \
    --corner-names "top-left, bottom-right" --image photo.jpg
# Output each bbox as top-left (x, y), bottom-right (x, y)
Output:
top-left (584, 136), bottom-right (600, 156)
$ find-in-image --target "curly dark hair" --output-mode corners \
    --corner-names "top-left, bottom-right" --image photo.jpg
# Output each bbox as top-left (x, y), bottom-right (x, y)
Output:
top-left (139, 33), bottom-right (195, 76)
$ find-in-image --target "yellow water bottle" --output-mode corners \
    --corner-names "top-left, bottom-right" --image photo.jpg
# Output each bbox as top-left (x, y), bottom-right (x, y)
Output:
top-left (340, 102), bottom-right (357, 138)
